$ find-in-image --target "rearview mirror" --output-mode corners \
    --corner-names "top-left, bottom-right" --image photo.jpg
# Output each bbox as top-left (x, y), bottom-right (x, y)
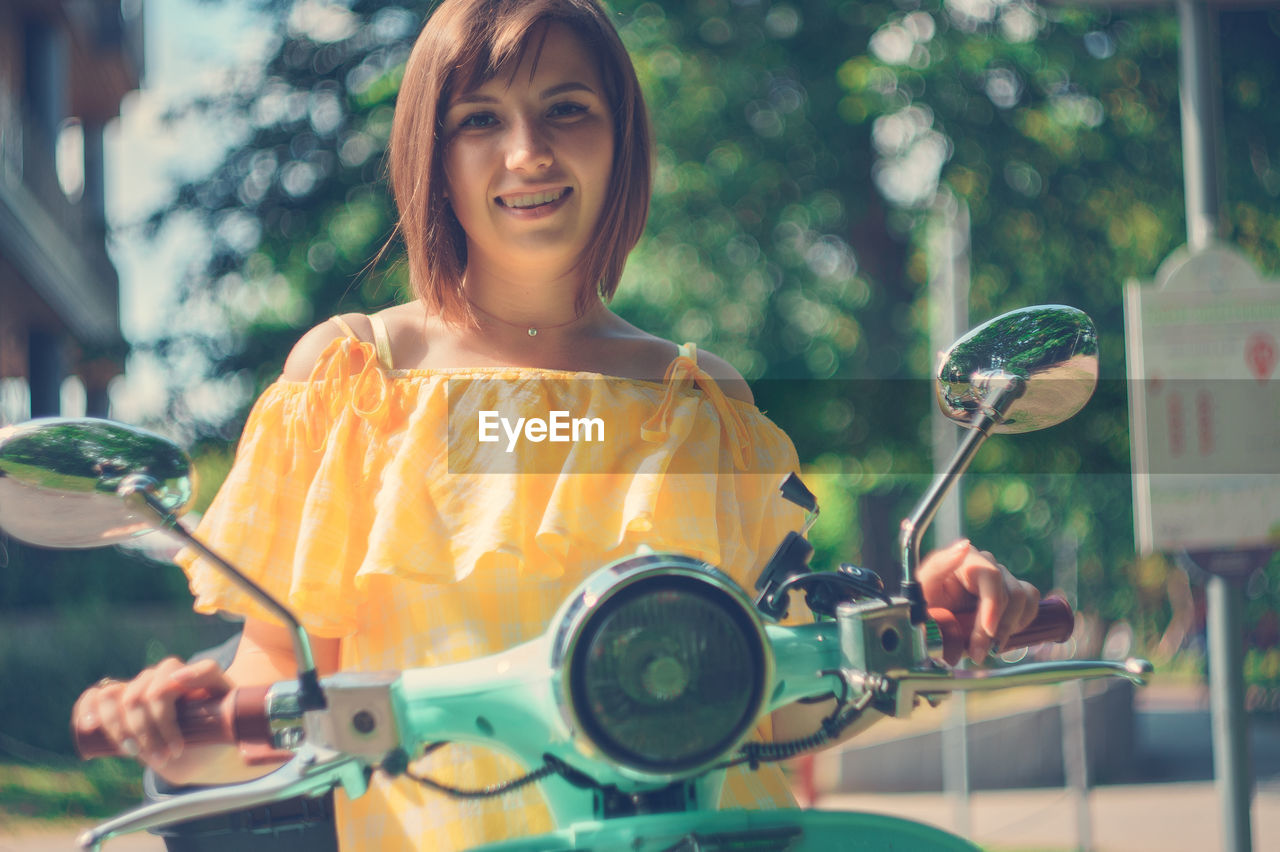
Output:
top-left (0, 418), bottom-right (194, 548)
top-left (936, 304), bottom-right (1099, 434)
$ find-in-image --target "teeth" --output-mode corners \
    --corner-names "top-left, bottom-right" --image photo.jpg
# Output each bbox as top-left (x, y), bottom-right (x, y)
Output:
top-left (503, 188), bottom-right (567, 209)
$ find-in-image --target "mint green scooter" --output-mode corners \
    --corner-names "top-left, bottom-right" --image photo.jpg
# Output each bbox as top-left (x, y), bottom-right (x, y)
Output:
top-left (0, 306), bottom-right (1152, 852)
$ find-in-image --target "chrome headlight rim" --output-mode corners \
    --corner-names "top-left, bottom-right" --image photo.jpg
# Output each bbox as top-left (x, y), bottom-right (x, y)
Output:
top-left (550, 553), bottom-right (772, 781)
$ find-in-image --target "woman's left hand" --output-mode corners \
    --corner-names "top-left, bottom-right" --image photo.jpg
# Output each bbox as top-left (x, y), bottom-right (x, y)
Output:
top-left (919, 538), bottom-right (1040, 665)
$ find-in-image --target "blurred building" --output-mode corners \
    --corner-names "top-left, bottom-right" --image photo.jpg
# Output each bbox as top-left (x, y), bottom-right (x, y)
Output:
top-left (0, 0), bottom-right (143, 421)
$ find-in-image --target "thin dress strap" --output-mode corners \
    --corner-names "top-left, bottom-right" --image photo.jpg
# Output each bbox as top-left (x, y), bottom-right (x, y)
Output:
top-left (369, 314), bottom-right (395, 371)
top-left (328, 314), bottom-right (358, 339)
top-left (642, 341), bottom-right (751, 470)
top-left (327, 314), bottom-right (394, 371)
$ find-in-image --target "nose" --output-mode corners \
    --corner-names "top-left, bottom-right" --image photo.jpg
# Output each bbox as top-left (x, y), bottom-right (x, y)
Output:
top-left (505, 117), bottom-right (553, 172)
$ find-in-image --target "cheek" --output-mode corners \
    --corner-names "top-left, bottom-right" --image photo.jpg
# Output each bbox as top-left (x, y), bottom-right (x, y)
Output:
top-left (441, 150), bottom-right (465, 199)
top-left (579, 131), bottom-right (616, 192)
top-left (442, 139), bottom-right (485, 197)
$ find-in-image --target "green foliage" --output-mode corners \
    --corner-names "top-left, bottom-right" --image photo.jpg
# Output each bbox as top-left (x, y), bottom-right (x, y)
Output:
top-left (0, 602), bottom-right (237, 756)
top-left (141, 0), bottom-right (418, 439)
top-left (186, 440), bottom-right (237, 515)
top-left (0, 542), bottom-right (191, 612)
top-left (0, 760), bottom-right (143, 820)
top-left (613, 0), bottom-right (908, 385)
top-left (837, 4), bottom-right (1280, 638)
top-left (1244, 556), bottom-right (1280, 714)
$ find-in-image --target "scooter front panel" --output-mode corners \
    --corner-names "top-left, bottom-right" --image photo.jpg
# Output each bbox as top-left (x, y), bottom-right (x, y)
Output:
top-left (469, 808), bottom-right (980, 851)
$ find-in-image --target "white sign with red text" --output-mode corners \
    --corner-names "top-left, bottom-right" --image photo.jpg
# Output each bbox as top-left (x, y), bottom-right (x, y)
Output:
top-left (1125, 244), bottom-right (1280, 553)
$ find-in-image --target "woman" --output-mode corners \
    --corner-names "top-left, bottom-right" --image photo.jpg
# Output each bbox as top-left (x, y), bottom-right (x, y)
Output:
top-left (75, 1), bottom-right (1039, 849)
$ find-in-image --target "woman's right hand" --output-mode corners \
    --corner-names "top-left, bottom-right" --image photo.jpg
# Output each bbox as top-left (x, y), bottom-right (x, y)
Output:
top-left (72, 657), bottom-right (232, 771)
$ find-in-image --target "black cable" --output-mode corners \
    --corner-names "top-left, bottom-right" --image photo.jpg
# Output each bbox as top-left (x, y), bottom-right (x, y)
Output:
top-left (765, 570), bottom-right (892, 620)
top-left (715, 672), bottom-right (865, 770)
top-left (402, 744), bottom-right (561, 799)
top-left (773, 570), bottom-right (891, 606)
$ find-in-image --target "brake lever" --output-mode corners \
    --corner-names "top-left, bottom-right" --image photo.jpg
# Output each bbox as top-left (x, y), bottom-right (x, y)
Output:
top-left (847, 657), bottom-right (1154, 718)
top-left (77, 746), bottom-right (371, 851)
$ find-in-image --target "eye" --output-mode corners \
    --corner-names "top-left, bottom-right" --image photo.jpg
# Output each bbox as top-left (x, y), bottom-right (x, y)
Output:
top-left (548, 101), bottom-right (589, 119)
top-left (458, 111), bottom-right (498, 129)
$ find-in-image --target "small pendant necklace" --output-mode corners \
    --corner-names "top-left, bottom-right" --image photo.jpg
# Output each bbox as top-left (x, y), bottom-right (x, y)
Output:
top-left (466, 298), bottom-right (583, 338)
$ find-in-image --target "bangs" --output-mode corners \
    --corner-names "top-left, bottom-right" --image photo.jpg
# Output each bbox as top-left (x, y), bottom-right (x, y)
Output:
top-left (443, 3), bottom-right (615, 113)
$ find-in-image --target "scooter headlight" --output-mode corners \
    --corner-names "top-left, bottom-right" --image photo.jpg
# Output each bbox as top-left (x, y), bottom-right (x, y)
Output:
top-left (553, 556), bottom-right (769, 777)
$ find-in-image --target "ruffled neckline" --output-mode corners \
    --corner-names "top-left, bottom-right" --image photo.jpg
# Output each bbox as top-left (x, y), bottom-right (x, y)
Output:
top-left (278, 351), bottom-right (769, 413)
top-left (293, 336), bottom-right (773, 470)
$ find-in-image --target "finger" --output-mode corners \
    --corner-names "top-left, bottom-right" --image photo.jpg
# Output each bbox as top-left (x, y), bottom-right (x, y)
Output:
top-left (919, 538), bottom-right (973, 580)
top-left (964, 563), bottom-right (1009, 663)
top-left (90, 680), bottom-right (131, 758)
top-left (121, 673), bottom-right (168, 765)
top-left (919, 540), bottom-right (978, 615)
top-left (145, 658), bottom-right (190, 762)
top-left (72, 681), bottom-right (105, 733)
top-left (993, 579), bottom-right (1041, 651)
top-left (147, 658), bottom-right (234, 762)
top-left (160, 658), bottom-right (231, 696)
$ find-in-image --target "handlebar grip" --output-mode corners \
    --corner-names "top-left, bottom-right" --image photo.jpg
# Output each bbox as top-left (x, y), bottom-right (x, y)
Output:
top-left (73, 685), bottom-right (272, 760)
top-left (928, 594), bottom-right (1074, 663)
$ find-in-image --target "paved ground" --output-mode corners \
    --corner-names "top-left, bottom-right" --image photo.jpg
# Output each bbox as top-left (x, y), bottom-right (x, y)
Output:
top-left (0, 823), bottom-right (163, 851)
top-left (816, 681), bottom-right (1280, 850)
top-left (820, 781), bottom-right (1280, 851)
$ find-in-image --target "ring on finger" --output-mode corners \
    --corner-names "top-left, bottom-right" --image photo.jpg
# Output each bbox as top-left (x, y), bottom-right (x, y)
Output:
top-left (120, 738), bottom-right (141, 758)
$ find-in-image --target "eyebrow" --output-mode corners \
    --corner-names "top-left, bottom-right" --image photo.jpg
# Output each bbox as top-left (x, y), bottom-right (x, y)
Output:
top-left (450, 81), bottom-right (598, 107)
top-left (540, 82), bottom-right (596, 99)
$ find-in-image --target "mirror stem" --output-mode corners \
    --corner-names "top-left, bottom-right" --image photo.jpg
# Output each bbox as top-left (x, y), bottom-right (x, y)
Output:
top-left (120, 476), bottom-right (327, 712)
top-left (899, 373), bottom-right (1026, 624)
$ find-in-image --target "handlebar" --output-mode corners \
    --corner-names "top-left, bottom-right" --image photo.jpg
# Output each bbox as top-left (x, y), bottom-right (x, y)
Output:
top-left (74, 685), bottom-right (287, 762)
top-left (74, 597), bottom-right (1076, 761)
top-left (929, 594), bottom-right (1074, 662)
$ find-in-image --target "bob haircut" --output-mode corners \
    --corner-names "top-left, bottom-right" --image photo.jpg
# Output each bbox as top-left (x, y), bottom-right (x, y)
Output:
top-left (389, 0), bottom-right (653, 320)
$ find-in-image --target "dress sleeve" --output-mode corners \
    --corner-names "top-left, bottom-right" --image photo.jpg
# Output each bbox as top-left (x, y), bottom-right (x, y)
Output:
top-left (176, 339), bottom-right (390, 638)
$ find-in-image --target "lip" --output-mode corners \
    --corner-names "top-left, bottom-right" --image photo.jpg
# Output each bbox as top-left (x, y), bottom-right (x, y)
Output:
top-left (495, 186), bottom-right (573, 217)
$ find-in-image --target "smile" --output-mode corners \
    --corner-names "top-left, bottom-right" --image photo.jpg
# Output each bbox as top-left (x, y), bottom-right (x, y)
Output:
top-left (498, 188), bottom-right (571, 209)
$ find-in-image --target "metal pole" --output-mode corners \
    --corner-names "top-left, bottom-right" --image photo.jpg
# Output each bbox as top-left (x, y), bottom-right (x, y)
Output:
top-left (1056, 533), bottom-right (1092, 851)
top-left (1207, 571), bottom-right (1254, 852)
top-left (1175, 3), bottom-right (1253, 848)
top-left (1175, 0), bottom-right (1226, 250)
top-left (930, 189), bottom-right (971, 838)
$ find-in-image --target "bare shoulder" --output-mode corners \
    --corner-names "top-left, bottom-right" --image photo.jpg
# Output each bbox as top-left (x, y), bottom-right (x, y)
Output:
top-left (280, 314), bottom-right (370, 381)
top-left (607, 314), bottom-right (754, 405)
top-left (691, 346), bottom-right (754, 405)
top-left (373, 302), bottom-right (434, 367)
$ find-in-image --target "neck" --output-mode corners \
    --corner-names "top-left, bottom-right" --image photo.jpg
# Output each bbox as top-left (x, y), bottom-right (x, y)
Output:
top-left (461, 262), bottom-right (596, 337)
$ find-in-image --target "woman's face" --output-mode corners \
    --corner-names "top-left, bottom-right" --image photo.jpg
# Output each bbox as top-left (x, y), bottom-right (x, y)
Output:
top-left (441, 23), bottom-right (615, 281)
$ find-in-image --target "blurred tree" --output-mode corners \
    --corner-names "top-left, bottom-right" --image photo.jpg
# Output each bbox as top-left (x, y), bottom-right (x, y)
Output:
top-left (136, 0), bottom-right (421, 441)
top-left (822, 2), bottom-right (1280, 629)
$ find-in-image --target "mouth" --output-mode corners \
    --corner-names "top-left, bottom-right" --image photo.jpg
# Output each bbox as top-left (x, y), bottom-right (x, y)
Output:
top-left (496, 187), bottom-right (572, 209)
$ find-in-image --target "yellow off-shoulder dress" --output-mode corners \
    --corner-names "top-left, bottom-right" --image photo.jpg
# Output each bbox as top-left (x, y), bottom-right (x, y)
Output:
top-left (179, 325), bottom-right (806, 852)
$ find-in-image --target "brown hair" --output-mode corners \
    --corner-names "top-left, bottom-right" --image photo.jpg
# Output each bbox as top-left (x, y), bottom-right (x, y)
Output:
top-left (389, 0), bottom-right (652, 320)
